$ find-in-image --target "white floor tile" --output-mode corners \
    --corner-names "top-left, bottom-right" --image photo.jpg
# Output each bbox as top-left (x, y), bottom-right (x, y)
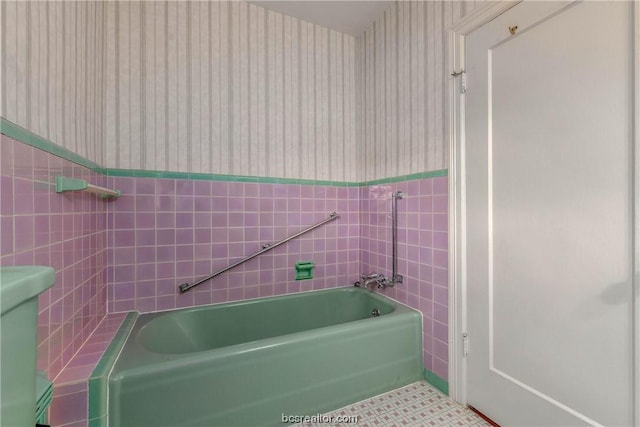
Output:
top-left (293, 381), bottom-right (491, 427)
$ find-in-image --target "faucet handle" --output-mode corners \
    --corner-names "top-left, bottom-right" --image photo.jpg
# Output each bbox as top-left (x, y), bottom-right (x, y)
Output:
top-left (361, 273), bottom-right (379, 280)
top-left (378, 275), bottom-right (388, 287)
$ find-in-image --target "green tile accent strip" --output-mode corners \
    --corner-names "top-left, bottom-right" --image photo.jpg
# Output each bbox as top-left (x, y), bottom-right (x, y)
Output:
top-left (88, 312), bottom-right (138, 426)
top-left (359, 170), bottom-right (448, 186)
top-left (2, 116), bottom-right (447, 187)
top-left (424, 368), bottom-right (449, 396)
top-left (105, 168), bottom-right (448, 187)
top-left (1, 117), bottom-right (105, 173)
top-left (105, 168), bottom-right (361, 187)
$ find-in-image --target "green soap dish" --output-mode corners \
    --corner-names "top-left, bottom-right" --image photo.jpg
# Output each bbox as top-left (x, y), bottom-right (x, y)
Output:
top-left (295, 261), bottom-right (314, 280)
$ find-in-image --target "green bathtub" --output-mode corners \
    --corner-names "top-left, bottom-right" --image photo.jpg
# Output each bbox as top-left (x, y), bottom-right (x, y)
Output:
top-left (109, 287), bottom-right (423, 426)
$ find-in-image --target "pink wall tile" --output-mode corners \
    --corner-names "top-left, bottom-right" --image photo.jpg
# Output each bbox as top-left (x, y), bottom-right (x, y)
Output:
top-left (2, 135), bottom-right (450, 393)
top-left (0, 136), bottom-right (108, 383)
top-left (49, 387), bottom-right (88, 426)
top-left (107, 176), bottom-right (361, 314)
top-left (360, 177), bottom-right (449, 381)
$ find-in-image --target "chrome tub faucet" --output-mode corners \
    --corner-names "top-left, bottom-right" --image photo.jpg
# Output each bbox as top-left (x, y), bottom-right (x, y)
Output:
top-left (355, 273), bottom-right (388, 290)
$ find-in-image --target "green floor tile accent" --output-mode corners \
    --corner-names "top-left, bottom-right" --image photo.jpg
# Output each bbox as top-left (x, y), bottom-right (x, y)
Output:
top-left (88, 312), bottom-right (138, 427)
top-left (424, 368), bottom-right (449, 396)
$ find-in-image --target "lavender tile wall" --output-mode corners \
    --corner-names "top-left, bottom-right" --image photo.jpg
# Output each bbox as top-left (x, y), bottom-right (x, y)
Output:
top-left (1, 131), bottom-right (450, 396)
top-left (0, 135), bottom-right (108, 381)
top-left (106, 177), bottom-right (361, 313)
top-left (360, 177), bottom-right (449, 381)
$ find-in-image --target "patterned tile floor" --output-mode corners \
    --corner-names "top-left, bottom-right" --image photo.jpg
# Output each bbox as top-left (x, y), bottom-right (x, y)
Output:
top-left (294, 381), bottom-right (490, 427)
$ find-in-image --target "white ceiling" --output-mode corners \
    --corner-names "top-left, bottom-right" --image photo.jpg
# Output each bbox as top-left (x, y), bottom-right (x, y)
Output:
top-left (249, 1), bottom-right (395, 37)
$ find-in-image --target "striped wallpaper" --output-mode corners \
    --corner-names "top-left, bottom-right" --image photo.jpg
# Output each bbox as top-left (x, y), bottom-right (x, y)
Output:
top-left (357, 0), bottom-right (480, 180)
top-left (3, 0), bottom-right (482, 182)
top-left (1, 0), bottom-right (106, 166)
top-left (103, 1), bottom-right (359, 181)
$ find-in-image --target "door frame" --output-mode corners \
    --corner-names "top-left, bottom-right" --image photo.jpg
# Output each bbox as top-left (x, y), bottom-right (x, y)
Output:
top-left (446, 3), bottom-right (640, 423)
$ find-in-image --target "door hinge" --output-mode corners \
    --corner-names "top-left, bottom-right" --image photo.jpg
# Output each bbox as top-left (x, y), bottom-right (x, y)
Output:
top-left (451, 70), bottom-right (467, 94)
top-left (462, 332), bottom-right (469, 356)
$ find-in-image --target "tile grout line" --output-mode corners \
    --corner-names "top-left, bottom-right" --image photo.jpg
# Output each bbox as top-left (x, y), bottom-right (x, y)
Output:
top-left (52, 312), bottom-right (114, 384)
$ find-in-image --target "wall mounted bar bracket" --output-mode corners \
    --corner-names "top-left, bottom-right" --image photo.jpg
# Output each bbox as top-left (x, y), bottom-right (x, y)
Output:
top-left (55, 176), bottom-right (121, 198)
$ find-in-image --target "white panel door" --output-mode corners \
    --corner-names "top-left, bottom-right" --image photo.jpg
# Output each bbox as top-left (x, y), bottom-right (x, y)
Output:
top-left (464, 1), bottom-right (635, 426)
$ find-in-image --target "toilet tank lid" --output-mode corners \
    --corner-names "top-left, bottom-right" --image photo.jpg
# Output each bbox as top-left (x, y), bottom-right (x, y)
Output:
top-left (0, 266), bottom-right (55, 315)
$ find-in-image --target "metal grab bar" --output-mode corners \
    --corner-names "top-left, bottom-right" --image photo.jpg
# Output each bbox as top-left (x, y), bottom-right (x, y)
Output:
top-left (391, 191), bottom-right (404, 285)
top-left (354, 192), bottom-right (403, 290)
top-left (178, 212), bottom-right (340, 293)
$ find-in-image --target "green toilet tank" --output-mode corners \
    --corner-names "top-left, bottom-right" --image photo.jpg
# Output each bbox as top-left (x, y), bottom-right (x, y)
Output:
top-left (1, 266), bottom-right (55, 427)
